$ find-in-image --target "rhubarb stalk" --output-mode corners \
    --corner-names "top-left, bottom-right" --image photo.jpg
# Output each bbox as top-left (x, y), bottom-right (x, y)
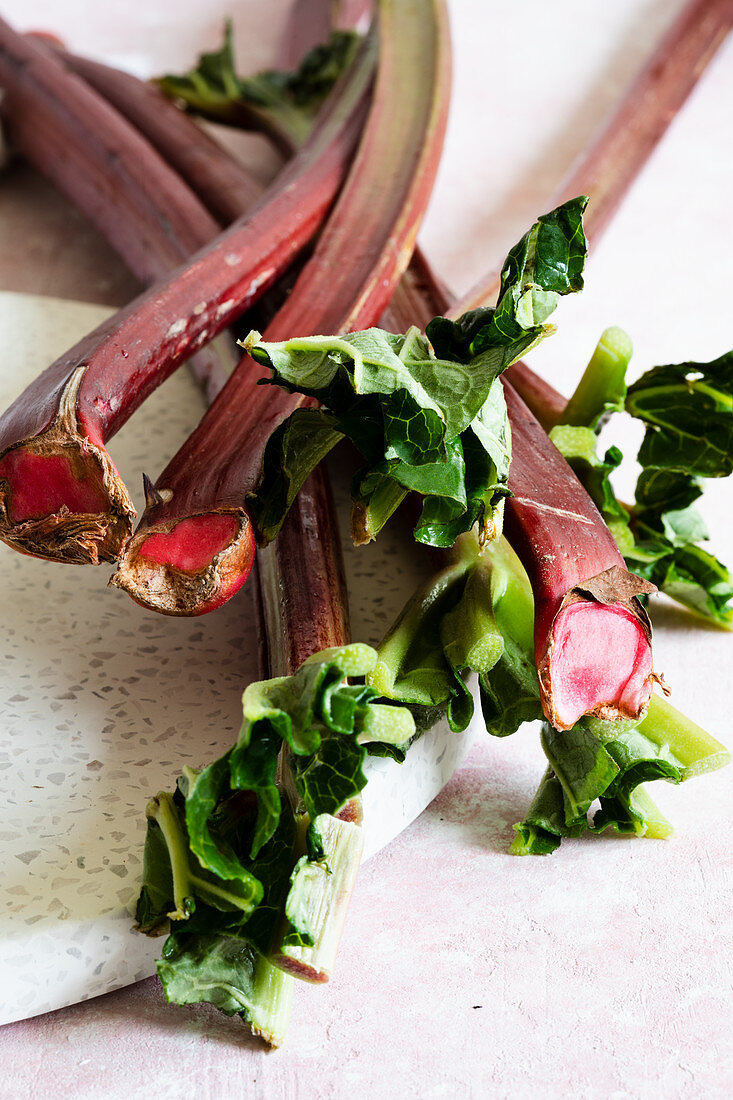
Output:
top-left (501, 382), bottom-right (658, 730)
top-left (256, 469), bottom-right (364, 982)
top-left (0, 17), bottom-right (218, 284)
top-left (0, 19), bottom-right (373, 564)
top-left (30, 37), bottom-right (264, 227)
top-left (111, 0), bottom-right (451, 615)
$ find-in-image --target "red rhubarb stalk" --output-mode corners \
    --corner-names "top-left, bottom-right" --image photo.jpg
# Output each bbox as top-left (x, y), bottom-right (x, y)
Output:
top-left (0, 20), bottom-right (219, 285)
top-left (110, 0), bottom-right (451, 616)
top-left (501, 384), bottom-right (657, 730)
top-left (29, 37), bottom-right (265, 227)
top-left (0, 18), bottom-right (373, 564)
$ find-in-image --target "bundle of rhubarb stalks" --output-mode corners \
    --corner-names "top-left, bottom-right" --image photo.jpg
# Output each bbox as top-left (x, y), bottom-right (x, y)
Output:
top-left (1, 0), bottom-right (732, 1046)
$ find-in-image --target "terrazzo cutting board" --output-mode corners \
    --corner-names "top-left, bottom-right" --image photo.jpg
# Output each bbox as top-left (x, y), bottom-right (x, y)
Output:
top-left (0, 291), bottom-right (477, 1025)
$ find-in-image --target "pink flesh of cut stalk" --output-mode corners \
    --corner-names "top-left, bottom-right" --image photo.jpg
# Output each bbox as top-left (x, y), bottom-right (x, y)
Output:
top-left (549, 602), bottom-right (654, 730)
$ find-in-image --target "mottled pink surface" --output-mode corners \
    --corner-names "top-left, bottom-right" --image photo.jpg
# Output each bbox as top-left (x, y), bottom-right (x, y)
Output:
top-left (1, 729), bottom-right (730, 1099)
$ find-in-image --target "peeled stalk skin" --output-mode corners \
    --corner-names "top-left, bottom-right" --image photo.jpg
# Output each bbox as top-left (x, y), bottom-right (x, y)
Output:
top-left (112, 0), bottom-right (451, 615)
top-left (0, 25), bottom-right (373, 567)
top-left (450, 0), bottom-right (733, 317)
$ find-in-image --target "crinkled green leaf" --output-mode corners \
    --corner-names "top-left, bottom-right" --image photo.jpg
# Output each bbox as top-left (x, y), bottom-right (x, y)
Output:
top-left (249, 407), bottom-right (344, 546)
top-left (157, 931), bottom-right (292, 1045)
top-left (290, 734), bottom-right (368, 819)
top-left (135, 645), bottom-right (415, 1013)
top-left (247, 199), bottom-right (588, 549)
top-left (183, 757), bottom-right (268, 893)
top-left (627, 350), bottom-right (733, 478)
top-left (551, 403), bottom-right (733, 626)
top-left (541, 724), bottom-right (620, 823)
top-left (427, 196), bottom-right (588, 364)
top-left (478, 645), bottom-right (543, 737)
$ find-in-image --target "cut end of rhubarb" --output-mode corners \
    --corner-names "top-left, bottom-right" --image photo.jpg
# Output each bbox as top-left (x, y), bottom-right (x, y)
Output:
top-left (540, 599), bottom-right (655, 732)
top-left (0, 437), bottom-right (135, 565)
top-left (109, 510), bottom-right (255, 615)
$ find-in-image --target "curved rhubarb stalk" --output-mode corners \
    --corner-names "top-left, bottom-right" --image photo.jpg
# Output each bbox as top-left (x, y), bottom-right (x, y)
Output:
top-left (111, 0), bottom-right (451, 615)
top-left (0, 20), bottom-right (373, 564)
top-left (501, 382), bottom-right (657, 731)
top-left (29, 39), bottom-right (264, 227)
top-left (0, 17), bottom-right (220, 284)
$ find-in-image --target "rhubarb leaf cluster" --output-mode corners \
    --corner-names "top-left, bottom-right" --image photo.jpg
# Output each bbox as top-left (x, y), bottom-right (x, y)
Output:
top-left (135, 644), bottom-right (414, 1025)
top-left (249, 197), bottom-right (589, 549)
top-left (370, 529), bottom-right (729, 855)
top-left (622, 352), bottom-right (733, 622)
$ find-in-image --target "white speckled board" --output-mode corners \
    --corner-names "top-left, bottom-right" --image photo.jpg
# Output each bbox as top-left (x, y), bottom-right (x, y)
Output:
top-left (0, 291), bottom-right (476, 1025)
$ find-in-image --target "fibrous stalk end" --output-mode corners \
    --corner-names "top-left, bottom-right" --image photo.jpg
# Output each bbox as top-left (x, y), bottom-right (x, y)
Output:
top-left (539, 566), bottom-right (658, 731)
top-left (0, 433), bottom-right (135, 565)
top-left (109, 509), bottom-right (255, 615)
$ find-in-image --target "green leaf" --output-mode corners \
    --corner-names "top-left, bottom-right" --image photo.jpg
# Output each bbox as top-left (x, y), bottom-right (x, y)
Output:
top-left (247, 199), bottom-right (588, 550)
top-left (510, 768), bottom-right (584, 856)
top-left (540, 723), bottom-right (620, 823)
top-left (135, 645), bottom-right (415, 1011)
top-left (626, 350), bottom-right (733, 479)
top-left (592, 785), bottom-right (674, 839)
top-left (157, 21), bottom-right (358, 147)
top-left (550, 407), bottom-right (733, 627)
top-left (158, 932), bottom-right (293, 1046)
top-left (478, 645), bottom-right (543, 738)
top-left (291, 734), bottom-right (368, 819)
top-left (248, 407), bottom-right (344, 546)
top-left (427, 196), bottom-right (588, 364)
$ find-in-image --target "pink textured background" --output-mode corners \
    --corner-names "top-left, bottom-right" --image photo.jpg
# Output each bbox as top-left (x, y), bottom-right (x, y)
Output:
top-left (1, 1), bottom-right (732, 1096)
top-left (0, 729), bottom-right (730, 1097)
